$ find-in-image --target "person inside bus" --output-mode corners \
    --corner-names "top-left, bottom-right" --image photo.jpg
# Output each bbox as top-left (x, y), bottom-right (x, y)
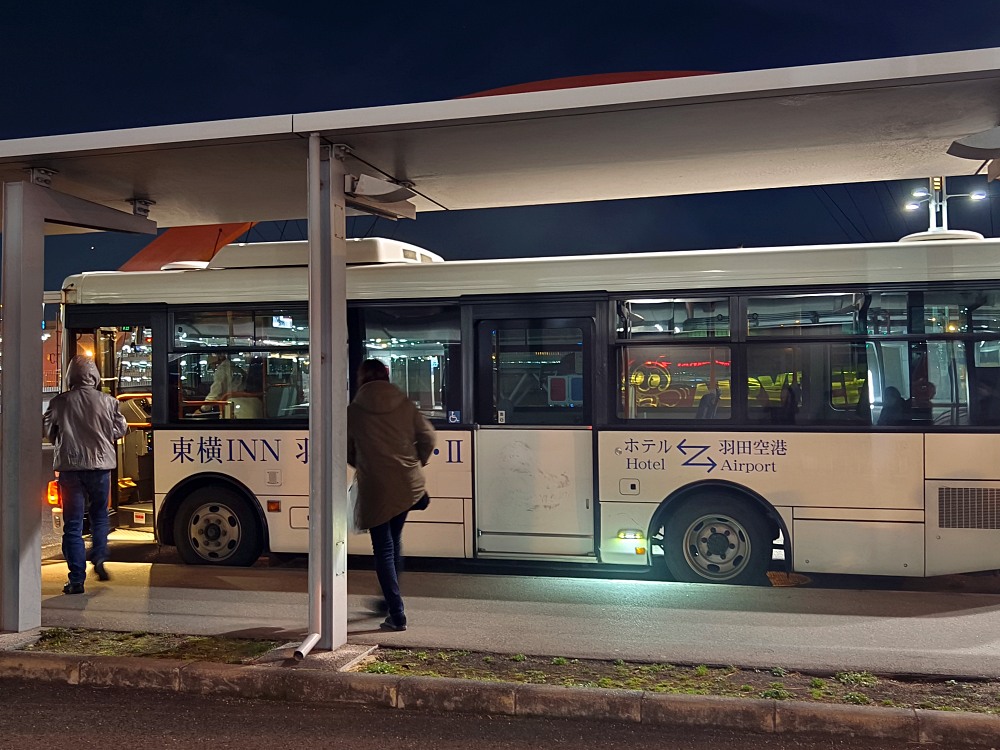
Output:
top-left (771, 383), bottom-right (798, 425)
top-left (347, 358), bottom-right (436, 632)
top-left (909, 377), bottom-right (937, 422)
top-left (972, 377), bottom-right (1000, 425)
top-left (198, 353), bottom-right (262, 419)
top-left (877, 386), bottom-right (909, 426)
top-left (44, 355), bottom-right (128, 595)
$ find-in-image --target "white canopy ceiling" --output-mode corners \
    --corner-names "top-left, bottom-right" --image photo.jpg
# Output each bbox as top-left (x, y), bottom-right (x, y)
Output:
top-left (0, 47), bottom-right (998, 230)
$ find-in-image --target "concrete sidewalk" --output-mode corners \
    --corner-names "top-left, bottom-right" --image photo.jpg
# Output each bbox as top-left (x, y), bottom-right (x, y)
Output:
top-left (36, 559), bottom-right (1000, 678)
top-left (4, 561), bottom-right (999, 745)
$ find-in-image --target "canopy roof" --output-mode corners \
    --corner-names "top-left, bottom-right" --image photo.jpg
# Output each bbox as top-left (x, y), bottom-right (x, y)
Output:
top-left (0, 48), bottom-right (998, 231)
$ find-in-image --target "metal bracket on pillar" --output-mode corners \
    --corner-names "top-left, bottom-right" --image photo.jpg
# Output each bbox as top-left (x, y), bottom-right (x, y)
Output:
top-left (25, 168), bottom-right (57, 188)
top-left (127, 198), bottom-right (156, 217)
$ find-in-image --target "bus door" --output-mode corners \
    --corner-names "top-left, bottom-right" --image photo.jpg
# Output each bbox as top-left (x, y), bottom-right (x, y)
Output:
top-left (65, 311), bottom-right (163, 533)
top-left (474, 315), bottom-right (596, 558)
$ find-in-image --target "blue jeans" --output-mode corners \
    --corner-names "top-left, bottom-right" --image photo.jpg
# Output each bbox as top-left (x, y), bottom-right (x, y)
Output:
top-left (368, 509), bottom-right (409, 625)
top-left (59, 470), bottom-right (111, 585)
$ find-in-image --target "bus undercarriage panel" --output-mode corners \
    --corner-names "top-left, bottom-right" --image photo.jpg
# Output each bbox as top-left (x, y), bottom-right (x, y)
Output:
top-left (792, 519), bottom-right (924, 576)
top-left (926, 480), bottom-right (1000, 576)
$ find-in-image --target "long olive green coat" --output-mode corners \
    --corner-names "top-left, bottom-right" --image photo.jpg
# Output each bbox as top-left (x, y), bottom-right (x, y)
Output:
top-left (347, 380), bottom-right (436, 530)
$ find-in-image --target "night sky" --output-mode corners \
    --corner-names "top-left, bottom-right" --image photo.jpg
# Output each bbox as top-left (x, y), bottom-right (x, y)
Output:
top-left (4, 1), bottom-right (999, 287)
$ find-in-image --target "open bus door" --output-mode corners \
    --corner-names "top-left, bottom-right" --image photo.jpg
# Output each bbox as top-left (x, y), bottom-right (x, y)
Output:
top-left (473, 311), bottom-right (597, 559)
top-left (63, 309), bottom-right (164, 535)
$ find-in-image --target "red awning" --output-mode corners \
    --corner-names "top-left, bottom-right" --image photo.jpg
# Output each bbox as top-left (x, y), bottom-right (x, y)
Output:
top-left (119, 222), bottom-right (254, 271)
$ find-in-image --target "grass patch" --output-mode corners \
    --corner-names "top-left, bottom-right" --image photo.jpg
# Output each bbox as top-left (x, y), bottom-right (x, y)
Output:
top-left (25, 627), bottom-right (277, 664)
top-left (835, 671), bottom-right (878, 688)
top-left (760, 682), bottom-right (794, 700)
top-left (22, 628), bottom-right (1000, 716)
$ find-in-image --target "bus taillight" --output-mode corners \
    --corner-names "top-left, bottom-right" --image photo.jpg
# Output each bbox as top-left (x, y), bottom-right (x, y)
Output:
top-left (46, 480), bottom-right (62, 507)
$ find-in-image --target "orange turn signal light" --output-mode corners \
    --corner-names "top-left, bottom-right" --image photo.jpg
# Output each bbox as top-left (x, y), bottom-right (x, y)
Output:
top-left (266, 500), bottom-right (281, 513)
top-left (46, 480), bottom-right (62, 507)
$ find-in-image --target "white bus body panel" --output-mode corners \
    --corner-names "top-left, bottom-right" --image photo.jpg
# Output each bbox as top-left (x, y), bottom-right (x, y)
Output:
top-left (65, 238), bottom-right (1000, 307)
top-left (154, 429), bottom-right (473, 558)
top-left (475, 428), bottom-right (595, 558)
top-left (598, 431), bottom-right (926, 574)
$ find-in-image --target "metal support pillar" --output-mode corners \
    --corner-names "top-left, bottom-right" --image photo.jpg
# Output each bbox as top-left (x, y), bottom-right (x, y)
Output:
top-left (299, 134), bottom-right (348, 656)
top-left (1, 181), bottom-right (154, 632)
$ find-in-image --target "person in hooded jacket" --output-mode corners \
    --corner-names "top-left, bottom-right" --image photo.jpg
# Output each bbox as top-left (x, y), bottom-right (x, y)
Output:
top-left (347, 359), bottom-right (436, 631)
top-left (44, 355), bottom-right (128, 594)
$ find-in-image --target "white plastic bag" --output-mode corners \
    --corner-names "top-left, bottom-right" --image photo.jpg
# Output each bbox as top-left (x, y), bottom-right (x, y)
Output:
top-left (347, 477), bottom-right (366, 534)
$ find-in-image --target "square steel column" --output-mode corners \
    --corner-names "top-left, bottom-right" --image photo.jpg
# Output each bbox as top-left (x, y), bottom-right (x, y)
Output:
top-left (1, 182), bottom-right (45, 632)
top-left (1, 181), bottom-right (154, 632)
top-left (305, 136), bottom-right (349, 651)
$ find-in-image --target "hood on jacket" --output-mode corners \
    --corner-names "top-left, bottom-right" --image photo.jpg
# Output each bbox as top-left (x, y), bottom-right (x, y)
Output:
top-left (66, 355), bottom-right (101, 389)
top-left (352, 380), bottom-right (409, 414)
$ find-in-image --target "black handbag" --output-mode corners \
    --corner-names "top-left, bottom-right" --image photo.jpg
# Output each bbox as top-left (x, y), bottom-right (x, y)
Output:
top-left (412, 492), bottom-right (431, 511)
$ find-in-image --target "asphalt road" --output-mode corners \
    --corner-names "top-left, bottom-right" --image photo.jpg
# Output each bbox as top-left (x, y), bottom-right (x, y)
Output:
top-left (0, 678), bottom-right (957, 750)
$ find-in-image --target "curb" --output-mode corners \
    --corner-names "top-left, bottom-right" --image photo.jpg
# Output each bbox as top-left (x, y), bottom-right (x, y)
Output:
top-left (1, 652), bottom-right (999, 746)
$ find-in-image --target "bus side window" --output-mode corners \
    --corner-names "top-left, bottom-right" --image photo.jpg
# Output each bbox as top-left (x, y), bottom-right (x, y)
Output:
top-left (618, 344), bottom-right (731, 422)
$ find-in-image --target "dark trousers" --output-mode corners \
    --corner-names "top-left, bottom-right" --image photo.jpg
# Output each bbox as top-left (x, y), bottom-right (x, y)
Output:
top-left (368, 509), bottom-right (409, 625)
top-left (59, 469), bottom-right (111, 585)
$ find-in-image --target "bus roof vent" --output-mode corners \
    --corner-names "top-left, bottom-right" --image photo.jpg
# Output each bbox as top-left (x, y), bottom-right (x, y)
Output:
top-left (206, 238), bottom-right (444, 269)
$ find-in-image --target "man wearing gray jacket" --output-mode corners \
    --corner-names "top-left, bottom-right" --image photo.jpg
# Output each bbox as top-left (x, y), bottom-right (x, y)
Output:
top-left (44, 355), bottom-right (128, 594)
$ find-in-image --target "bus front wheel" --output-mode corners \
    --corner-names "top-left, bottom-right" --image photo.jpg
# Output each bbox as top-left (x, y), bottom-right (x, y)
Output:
top-left (173, 486), bottom-right (263, 566)
top-left (663, 496), bottom-right (770, 585)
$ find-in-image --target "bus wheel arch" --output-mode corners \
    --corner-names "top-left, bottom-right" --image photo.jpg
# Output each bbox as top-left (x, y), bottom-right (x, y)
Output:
top-left (161, 475), bottom-right (268, 566)
top-left (650, 481), bottom-right (786, 586)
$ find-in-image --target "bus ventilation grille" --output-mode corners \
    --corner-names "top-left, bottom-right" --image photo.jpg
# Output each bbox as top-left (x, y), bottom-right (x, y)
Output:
top-left (939, 487), bottom-right (1000, 529)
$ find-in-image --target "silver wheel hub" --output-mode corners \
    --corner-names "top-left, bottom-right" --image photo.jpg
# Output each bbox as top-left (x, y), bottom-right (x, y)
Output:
top-left (186, 502), bottom-right (241, 561)
top-left (682, 513), bottom-right (751, 581)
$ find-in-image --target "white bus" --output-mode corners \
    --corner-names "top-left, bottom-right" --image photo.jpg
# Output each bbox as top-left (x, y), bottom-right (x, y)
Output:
top-left (53, 235), bottom-right (1000, 585)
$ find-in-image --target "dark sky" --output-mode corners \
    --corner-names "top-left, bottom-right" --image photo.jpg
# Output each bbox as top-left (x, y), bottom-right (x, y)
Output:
top-left (4, 0), bottom-right (999, 286)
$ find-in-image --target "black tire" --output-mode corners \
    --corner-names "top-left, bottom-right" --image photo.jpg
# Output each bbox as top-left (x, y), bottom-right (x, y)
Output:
top-left (172, 485), bottom-right (263, 566)
top-left (662, 495), bottom-right (771, 585)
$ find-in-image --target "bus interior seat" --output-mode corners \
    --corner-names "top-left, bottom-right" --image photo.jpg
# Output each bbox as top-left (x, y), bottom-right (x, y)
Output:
top-left (266, 384), bottom-right (298, 418)
top-left (244, 357), bottom-right (265, 394)
top-left (231, 396), bottom-right (264, 419)
top-left (223, 357), bottom-right (265, 419)
top-left (696, 390), bottom-right (720, 419)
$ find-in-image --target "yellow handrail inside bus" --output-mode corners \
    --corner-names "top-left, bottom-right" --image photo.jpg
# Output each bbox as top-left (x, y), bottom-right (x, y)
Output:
top-left (116, 392), bottom-right (153, 428)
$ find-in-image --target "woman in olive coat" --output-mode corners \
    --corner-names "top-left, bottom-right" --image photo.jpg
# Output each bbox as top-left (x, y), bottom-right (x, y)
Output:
top-left (347, 359), bottom-right (436, 631)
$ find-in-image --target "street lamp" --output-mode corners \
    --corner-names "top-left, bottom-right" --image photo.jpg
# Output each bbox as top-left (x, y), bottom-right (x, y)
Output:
top-left (900, 176), bottom-right (988, 242)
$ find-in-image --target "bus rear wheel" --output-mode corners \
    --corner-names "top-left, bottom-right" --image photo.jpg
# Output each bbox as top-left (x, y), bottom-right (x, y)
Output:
top-left (173, 486), bottom-right (263, 566)
top-left (663, 496), bottom-right (770, 586)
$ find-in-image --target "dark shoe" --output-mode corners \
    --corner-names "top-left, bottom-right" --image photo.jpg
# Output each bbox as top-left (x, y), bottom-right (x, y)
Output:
top-left (63, 582), bottom-right (85, 595)
top-left (93, 561), bottom-right (110, 581)
top-left (367, 597), bottom-right (389, 615)
top-left (379, 616), bottom-right (406, 632)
